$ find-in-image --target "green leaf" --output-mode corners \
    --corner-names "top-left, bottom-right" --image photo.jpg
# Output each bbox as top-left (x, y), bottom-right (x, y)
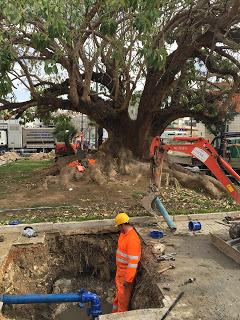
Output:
top-left (48, 20), bottom-right (67, 38)
top-left (100, 19), bottom-right (118, 36)
top-left (3, 3), bottom-right (23, 24)
top-left (0, 48), bottom-right (14, 74)
top-left (44, 60), bottom-right (58, 75)
top-left (32, 33), bottom-right (50, 51)
top-left (0, 75), bottom-right (13, 97)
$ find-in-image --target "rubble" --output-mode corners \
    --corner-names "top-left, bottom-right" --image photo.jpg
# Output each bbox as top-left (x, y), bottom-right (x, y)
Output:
top-left (0, 152), bottom-right (21, 166)
top-left (28, 151), bottom-right (55, 160)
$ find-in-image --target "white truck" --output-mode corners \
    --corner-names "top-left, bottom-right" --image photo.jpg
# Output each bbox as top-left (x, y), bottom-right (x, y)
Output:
top-left (0, 121), bottom-right (55, 154)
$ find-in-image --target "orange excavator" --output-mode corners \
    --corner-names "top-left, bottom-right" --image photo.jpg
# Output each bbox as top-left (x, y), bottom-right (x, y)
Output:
top-left (149, 136), bottom-right (240, 203)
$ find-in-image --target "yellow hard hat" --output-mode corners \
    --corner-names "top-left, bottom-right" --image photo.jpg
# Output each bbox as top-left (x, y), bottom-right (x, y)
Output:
top-left (115, 213), bottom-right (129, 226)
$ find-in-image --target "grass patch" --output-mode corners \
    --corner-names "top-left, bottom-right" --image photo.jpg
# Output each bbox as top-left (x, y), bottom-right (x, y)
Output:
top-left (0, 214), bottom-right (106, 225)
top-left (0, 159), bottom-right (52, 174)
top-left (131, 192), bottom-right (144, 199)
top-left (171, 205), bottom-right (240, 215)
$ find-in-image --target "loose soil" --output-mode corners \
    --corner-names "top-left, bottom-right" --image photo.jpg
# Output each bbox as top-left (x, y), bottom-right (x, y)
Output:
top-left (1, 232), bottom-right (163, 320)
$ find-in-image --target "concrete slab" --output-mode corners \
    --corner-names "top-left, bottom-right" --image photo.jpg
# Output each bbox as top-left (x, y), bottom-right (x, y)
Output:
top-left (0, 223), bottom-right (53, 234)
top-left (100, 308), bottom-right (165, 319)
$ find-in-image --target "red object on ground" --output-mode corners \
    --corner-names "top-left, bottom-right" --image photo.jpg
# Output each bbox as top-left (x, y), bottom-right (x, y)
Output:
top-left (76, 165), bottom-right (86, 173)
top-left (67, 160), bottom-right (80, 168)
top-left (88, 159), bottom-right (96, 165)
top-left (149, 136), bottom-right (240, 203)
top-left (67, 161), bottom-right (86, 173)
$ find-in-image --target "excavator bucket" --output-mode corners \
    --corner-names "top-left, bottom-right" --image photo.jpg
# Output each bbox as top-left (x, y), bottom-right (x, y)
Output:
top-left (141, 193), bottom-right (157, 214)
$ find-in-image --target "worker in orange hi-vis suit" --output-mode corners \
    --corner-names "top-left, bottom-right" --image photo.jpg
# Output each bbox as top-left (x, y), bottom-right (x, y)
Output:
top-left (112, 213), bottom-right (141, 313)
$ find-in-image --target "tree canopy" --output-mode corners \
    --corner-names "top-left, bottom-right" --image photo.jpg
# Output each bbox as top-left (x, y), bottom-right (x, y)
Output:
top-left (0, 0), bottom-right (240, 155)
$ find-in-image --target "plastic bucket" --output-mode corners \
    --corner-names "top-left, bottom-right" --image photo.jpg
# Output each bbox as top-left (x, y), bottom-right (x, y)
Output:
top-left (189, 221), bottom-right (201, 231)
top-left (149, 230), bottom-right (164, 239)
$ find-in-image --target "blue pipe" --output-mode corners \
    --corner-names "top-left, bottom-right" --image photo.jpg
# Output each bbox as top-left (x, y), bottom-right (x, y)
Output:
top-left (0, 292), bottom-right (82, 304)
top-left (0, 289), bottom-right (101, 319)
top-left (153, 197), bottom-right (177, 231)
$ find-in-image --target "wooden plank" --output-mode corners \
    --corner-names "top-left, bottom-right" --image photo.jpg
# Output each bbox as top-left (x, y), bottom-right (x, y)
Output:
top-left (227, 237), bottom-right (240, 246)
top-left (210, 233), bottom-right (240, 265)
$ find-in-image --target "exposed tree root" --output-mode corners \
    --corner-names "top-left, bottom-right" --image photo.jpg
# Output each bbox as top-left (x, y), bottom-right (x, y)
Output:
top-left (41, 147), bottom-right (228, 200)
top-left (163, 160), bottom-right (227, 199)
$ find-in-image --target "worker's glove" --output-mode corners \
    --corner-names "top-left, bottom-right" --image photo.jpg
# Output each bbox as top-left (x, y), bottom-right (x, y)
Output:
top-left (123, 281), bottom-right (133, 288)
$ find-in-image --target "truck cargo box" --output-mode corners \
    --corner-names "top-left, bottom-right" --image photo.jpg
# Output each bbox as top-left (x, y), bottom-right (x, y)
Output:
top-left (22, 127), bottom-right (55, 149)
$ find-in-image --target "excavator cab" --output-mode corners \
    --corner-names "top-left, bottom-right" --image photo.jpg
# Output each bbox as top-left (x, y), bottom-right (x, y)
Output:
top-left (211, 132), bottom-right (240, 171)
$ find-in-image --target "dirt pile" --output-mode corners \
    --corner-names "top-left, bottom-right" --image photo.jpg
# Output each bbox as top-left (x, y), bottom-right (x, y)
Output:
top-left (28, 151), bottom-right (55, 160)
top-left (0, 152), bottom-right (21, 166)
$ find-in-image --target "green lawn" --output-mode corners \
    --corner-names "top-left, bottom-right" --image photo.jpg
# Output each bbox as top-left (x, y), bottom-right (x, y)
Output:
top-left (0, 159), bottom-right (52, 174)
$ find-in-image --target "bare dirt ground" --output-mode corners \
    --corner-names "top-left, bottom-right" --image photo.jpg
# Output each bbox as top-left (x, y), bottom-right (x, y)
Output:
top-left (0, 159), bottom-right (240, 224)
top-left (0, 163), bottom-right (148, 222)
top-left (159, 232), bottom-right (240, 320)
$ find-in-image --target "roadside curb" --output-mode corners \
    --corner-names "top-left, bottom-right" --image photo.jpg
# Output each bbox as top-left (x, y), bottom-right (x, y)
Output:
top-left (0, 216), bottom-right (155, 234)
top-left (0, 211), bottom-right (239, 234)
top-left (173, 211), bottom-right (240, 221)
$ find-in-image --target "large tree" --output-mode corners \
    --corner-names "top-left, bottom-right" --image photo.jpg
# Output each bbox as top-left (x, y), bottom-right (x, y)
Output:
top-left (0, 0), bottom-right (240, 157)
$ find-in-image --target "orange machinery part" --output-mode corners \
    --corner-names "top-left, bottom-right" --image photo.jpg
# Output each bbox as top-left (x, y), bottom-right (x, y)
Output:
top-left (149, 136), bottom-right (240, 204)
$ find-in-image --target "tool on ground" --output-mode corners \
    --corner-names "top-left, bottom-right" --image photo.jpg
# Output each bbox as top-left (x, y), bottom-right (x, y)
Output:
top-left (183, 278), bottom-right (196, 285)
top-left (225, 215), bottom-right (240, 222)
top-left (188, 221), bottom-right (202, 231)
top-left (215, 221), bottom-right (231, 227)
top-left (160, 291), bottom-right (185, 320)
top-left (157, 253), bottom-right (176, 261)
top-left (158, 264), bottom-right (175, 274)
top-left (0, 289), bottom-right (102, 319)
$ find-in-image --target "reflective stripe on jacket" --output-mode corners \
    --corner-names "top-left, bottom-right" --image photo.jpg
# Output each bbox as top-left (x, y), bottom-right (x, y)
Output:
top-left (116, 228), bottom-right (141, 283)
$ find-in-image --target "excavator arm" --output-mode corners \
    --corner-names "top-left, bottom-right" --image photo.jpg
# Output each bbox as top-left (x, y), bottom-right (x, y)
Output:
top-left (150, 136), bottom-right (240, 203)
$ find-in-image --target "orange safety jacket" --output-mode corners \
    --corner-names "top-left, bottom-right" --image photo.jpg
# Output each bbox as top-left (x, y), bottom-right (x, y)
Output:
top-left (116, 228), bottom-right (141, 283)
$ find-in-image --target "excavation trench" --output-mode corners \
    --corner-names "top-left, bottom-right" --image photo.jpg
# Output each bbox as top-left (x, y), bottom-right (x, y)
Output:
top-left (0, 230), bottom-right (163, 319)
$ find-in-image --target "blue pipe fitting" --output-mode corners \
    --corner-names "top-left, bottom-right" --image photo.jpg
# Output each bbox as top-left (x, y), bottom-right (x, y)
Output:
top-left (152, 197), bottom-right (177, 232)
top-left (189, 221), bottom-right (201, 231)
top-left (0, 289), bottom-right (102, 319)
top-left (79, 289), bottom-right (102, 318)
